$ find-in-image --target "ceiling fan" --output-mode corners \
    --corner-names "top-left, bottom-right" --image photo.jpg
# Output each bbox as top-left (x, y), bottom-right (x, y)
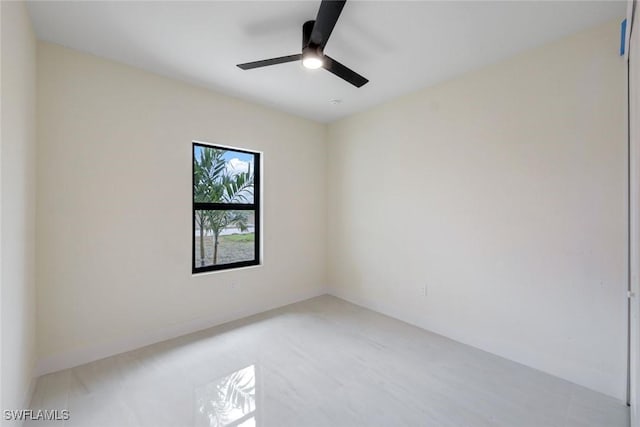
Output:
top-left (236, 0), bottom-right (369, 88)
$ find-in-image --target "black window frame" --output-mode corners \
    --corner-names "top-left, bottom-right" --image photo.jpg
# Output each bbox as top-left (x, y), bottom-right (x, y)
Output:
top-left (192, 142), bottom-right (261, 274)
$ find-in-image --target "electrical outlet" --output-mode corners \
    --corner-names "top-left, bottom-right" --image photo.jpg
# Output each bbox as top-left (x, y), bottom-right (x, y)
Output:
top-left (422, 283), bottom-right (428, 297)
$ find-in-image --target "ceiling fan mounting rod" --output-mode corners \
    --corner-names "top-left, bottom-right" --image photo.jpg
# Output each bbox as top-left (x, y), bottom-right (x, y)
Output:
top-left (302, 20), bottom-right (315, 50)
top-left (302, 20), bottom-right (322, 58)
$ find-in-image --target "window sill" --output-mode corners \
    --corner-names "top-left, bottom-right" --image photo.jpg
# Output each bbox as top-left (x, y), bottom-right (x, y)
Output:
top-left (191, 263), bottom-right (263, 277)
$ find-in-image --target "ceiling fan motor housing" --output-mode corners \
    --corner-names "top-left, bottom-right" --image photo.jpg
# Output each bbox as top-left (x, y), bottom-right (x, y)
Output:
top-left (303, 21), bottom-right (323, 62)
top-left (302, 20), bottom-right (317, 50)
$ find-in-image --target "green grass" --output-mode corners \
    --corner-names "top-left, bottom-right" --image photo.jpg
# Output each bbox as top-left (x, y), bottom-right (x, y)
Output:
top-left (220, 232), bottom-right (255, 243)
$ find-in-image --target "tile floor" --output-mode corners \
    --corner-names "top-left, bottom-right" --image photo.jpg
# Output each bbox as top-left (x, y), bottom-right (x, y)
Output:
top-left (27, 295), bottom-right (629, 427)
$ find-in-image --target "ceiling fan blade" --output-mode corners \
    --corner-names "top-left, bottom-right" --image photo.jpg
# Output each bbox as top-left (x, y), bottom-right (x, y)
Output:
top-left (237, 54), bottom-right (302, 70)
top-left (310, 0), bottom-right (346, 49)
top-left (323, 55), bottom-right (368, 88)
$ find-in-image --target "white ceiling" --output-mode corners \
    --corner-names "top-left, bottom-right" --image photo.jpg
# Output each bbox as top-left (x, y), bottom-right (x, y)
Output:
top-left (27, 1), bottom-right (625, 123)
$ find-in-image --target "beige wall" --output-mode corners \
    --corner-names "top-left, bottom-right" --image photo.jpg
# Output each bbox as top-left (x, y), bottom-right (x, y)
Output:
top-left (35, 42), bottom-right (327, 372)
top-left (1, 0), bottom-right (38, 416)
top-left (24, 12), bottom-right (630, 405)
top-left (327, 20), bottom-right (628, 400)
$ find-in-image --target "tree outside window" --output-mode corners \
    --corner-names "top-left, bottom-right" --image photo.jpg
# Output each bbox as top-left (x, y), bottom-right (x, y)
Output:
top-left (193, 143), bottom-right (260, 273)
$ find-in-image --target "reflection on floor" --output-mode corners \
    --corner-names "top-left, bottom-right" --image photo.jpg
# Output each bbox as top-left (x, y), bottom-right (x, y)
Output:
top-left (28, 295), bottom-right (628, 427)
top-left (195, 364), bottom-right (256, 427)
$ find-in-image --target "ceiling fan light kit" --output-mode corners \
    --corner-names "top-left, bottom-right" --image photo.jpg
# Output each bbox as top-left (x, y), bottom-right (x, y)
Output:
top-left (302, 48), bottom-right (323, 70)
top-left (236, 0), bottom-right (369, 88)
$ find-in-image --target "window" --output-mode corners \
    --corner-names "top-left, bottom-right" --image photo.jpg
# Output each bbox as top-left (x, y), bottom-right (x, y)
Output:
top-left (192, 142), bottom-right (260, 273)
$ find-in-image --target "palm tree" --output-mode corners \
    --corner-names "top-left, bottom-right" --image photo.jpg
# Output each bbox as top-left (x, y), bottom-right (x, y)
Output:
top-left (194, 147), bottom-right (254, 265)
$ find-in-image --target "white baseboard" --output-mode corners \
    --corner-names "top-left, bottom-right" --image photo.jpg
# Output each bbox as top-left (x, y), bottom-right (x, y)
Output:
top-left (327, 287), bottom-right (624, 402)
top-left (35, 288), bottom-right (327, 377)
top-left (22, 375), bottom-right (37, 408)
top-left (328, 287), bottom-right (424, 329)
